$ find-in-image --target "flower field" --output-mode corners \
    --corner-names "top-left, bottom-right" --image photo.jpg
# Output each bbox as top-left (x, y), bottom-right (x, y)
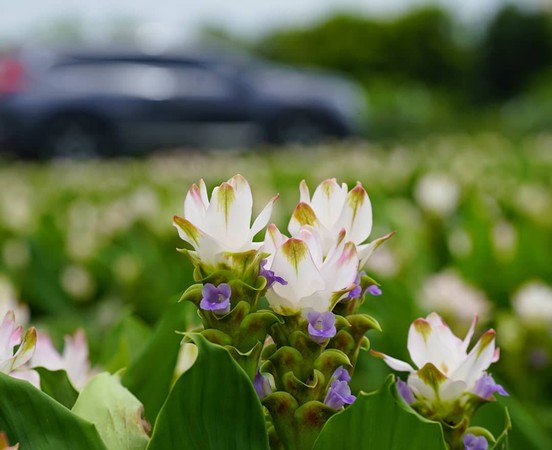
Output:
top-left (1, 133), bottom-right (552, 449)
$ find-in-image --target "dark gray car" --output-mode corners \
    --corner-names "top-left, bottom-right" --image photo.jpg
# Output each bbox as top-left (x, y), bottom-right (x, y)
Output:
top-left (0, 46), bottom-right (366, 158)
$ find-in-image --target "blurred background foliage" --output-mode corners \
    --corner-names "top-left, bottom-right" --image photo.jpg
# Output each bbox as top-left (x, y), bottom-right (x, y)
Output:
top-left (2, 2), bottom-right (552, 449)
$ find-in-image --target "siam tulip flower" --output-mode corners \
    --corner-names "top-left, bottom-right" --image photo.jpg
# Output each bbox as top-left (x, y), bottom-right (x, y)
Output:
top-left (263, 224), bottom-right (359, 315)
top-left (31, 329), bottom-right (96, 391)
top-left (173, 175), bottom-right (278, 268)
top-left (199, 283), bottom-right (231, 315)
top-left (371, 313), bottom-right (506, 417)
top-left (0, 311), bottom-right (38, 388)
top-left (288, 179), bottom-right (393, 265)
top-left (306, 311), bottom-right (336, 343)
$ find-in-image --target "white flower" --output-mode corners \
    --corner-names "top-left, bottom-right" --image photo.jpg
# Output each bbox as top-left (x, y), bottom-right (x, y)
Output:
top-left (288, 179), bottom-right (392, 265)
top-left (512, 281), bottom-right (552, 329)
top-left (31, 329), bottom-right (96, 391)
top-left (418, 270), bottom-right (491, 327)
top-left (372, 313), bottom-right (500, 405)
top-left (0, 311), bottom-right (39, 388)
top-left (414, 173), bottom-right (460, 217)
top-left (173, 175), bottom-right (278, 266)
top-left (263, 224), bottom-right (359, 315)
top-left (0, 277), bottom-right (29, 326)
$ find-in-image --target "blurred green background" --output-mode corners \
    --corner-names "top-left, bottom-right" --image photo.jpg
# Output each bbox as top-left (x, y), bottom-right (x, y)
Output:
top-left (1, 3), bottom-right (552, 449)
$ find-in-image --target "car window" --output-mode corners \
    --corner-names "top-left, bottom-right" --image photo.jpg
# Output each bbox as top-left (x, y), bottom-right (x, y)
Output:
top-left (46, 61), bottom-right (235, 100)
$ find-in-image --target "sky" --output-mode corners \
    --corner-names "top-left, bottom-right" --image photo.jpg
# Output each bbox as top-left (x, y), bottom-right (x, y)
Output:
top-left (0, 0), bottom-right (546, 44)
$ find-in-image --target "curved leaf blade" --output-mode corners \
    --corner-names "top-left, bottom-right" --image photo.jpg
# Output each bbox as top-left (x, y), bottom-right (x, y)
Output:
top-left (147, 334), bottom-right (269, 450)
top-left (0, 373), bottom-right (107, 450)
top-left (313, 375), bottom-right (447, 450)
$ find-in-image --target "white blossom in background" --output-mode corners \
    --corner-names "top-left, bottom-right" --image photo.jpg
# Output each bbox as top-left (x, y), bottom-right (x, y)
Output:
top-left (418, 270), bottom-right (491, 327)
top-left (31, 329), bottom-right (97, 391)
top-left (0, 311), bottom-right (38, 388)
top-left (491, 220), bottom-right (517, 261)
top-left (173, 174), bottom-right (278, 267)
top-left (512, 281), bottom-right (552, 330)
top-left (414, 173), bottom-right (460, 217)
top-left (0, 277), bottom-right (29, 326)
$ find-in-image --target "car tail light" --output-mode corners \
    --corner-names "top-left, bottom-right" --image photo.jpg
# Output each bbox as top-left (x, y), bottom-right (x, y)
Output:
top-left (0, 57), bottom-right (25, 94)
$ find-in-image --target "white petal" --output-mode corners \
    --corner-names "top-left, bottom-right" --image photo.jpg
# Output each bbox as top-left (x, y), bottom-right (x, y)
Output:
top-left (462, 315), bottom-right (478, 353)
top-left (407, 373), bottom-right (437, 402)
top-left (450, 330), bottom-right (496, 389)
top-left (10, 327), bottom-right (36, 370)
top-left (321, 241), bottom-right (359, 293)
top-left (371, 350), bottom-right (415, 372)
top-left (438, 378), bottom-right (467, 402)
top-left (297, 226), bottom-right (324, 267)
top-left (183, 183), bottom-right (208, 227)
top-left (334, 182), bottom-right (372, 245)
top-left (310, 179), bottom-right (348, 229)
top-left (31, 332), bottom-right (64, 370)
top-left (299, 180), bottom-right (310, 203)
top-left (266, 238), bottom-right (324, 314)
top-left (358, 231), bottom-right (395, 267)
top-left (10, 368), bottom-right (40, 388)
top-left (203, 180), bottom-right (253, 251)
top-left (288, 202), bottom-right (319, 236)
top-left (250, 194), bottom-right (279, 238)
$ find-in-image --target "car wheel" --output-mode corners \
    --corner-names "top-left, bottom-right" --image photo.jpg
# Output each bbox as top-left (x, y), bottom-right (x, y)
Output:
top-left (41, 116), bottom-right (115, 159)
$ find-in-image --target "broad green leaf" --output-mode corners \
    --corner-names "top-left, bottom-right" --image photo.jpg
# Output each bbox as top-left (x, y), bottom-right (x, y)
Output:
top-left (0, 372), bottom-right (107, 450)
top-left (122, 300), bottom-right (194, 422)
top-left (313, 375), bottom-right (447, 450)
top-left (36, 367), bottom-right (79, 409)
top-left (101, 314), bottom-right (152, 373)
top-left (72, 373), bottom-right (150, 450)
top-left (147, 334), bottom-right (270, 450)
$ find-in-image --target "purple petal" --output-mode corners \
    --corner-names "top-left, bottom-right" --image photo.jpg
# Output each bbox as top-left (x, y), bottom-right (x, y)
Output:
top-left (367, 285), bottom-right (382, 296)
top-left (346, 272), bottom-right (362, 300)
top-left (324, 380), bottom-right (356, 410)
top-left (307, 311), bottom-right (336, 343)
top-left (463, 434), bottom-right (488, 450)
top-left (253, 371), bottom-right (272, 400)
top-left (332, 366), bottom-right (351, 382)
top-left (472, 373), bottom-right (508, 399)
top-left (259, 260), bottom-right (288, 288)
top-left (200, 283), bottom-right (231, 315)
top-left (396, 378), bottom-right (415, 405)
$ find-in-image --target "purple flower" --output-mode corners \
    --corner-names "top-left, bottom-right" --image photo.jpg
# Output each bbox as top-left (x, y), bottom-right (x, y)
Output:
top-left (345, 273), bottom-right (362, 301)
top-left (396, 378), bottom-right (415, 404)
top-left (200, 283), bottom-right (231, 315)
top-left (259, 260), bottom-right (287, 288)
top-left (463, 434), bottom-right (488, 450)
top-left (307, 311), bottom-right (336, 344)
top-left (473, 374), bottom-right (508, 400)
top-left (324, 379), bottom-right (356, 409)
top-left (332, 366), bottom-right (351, 382)
top-left (253, 370), bottom-right (272, 400)
top-left (367, 285), bottom-right (382, 296)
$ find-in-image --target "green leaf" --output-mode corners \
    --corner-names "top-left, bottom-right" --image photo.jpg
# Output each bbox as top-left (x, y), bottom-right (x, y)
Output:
top-left (147, 334), bottom-right (270, 450)
top-left (122, 300), bottom-right (193, 423)
top-left (36, 367), bottom-right (79, 409)
top-left (313, 375), bottom-right (447, 450)
top-left (72, 373), bottom-right (150, 450)
top-left (0, 372), bottom-right (107, 450)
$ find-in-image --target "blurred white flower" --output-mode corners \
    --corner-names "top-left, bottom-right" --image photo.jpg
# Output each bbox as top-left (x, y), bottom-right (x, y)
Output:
top-left (492, 220), bottom-right (517, 261)
top-left (2, 238), bottom-right (30, 270)
top-left (414, 173), bottom-right (460, 217)
top-left (0, 277), bottom-right (29, 326)
top-left (0, 311), bottom-right (38, 388)
top-left (447, 228), bottom-right (472, 259)
top-left (60, 265), bottom-right (95, 301)
top-left (419, 270), bottom-right (491, 327)
top-left (513, 281), bottom-right (552, 330)
top-left (263, 225), bottom-right (358, 315)
top-left (173, 174), bottom-right (278, 267)
top-left (31, 329), bottom-right (97, 391)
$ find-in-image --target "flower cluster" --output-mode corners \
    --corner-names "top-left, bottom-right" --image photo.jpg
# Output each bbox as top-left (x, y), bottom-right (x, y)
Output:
top-left (174, 175), bottom-right (506, 450)
top-left (372, 313), bottom-right (507, 449)
top-left (175, 175), bottom-right (391, 449)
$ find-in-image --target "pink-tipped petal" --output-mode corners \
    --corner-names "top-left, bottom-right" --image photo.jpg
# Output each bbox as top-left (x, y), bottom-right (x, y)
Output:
top-left (183, 183), bottom-right (208, 226)
top-left (299, 180), bottom-right (310, 203)
top-left (371, 350), bottom-right (416, 372)
top-left (310, 178), bottom-right (348, 228)
top-left (250, 194), bottom-right (279, 238)
top-left (335, 182), bottom-right (372, 245)
top-left (450, 329), bottom-right (497, 388)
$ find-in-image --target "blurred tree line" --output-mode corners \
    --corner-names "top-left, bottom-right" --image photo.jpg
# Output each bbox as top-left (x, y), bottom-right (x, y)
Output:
top-left (239, 5), bottom-right (552, 139)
